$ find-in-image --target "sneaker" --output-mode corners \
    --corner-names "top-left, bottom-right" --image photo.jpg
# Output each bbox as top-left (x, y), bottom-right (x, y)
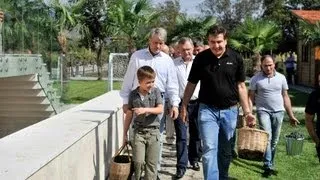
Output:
top-left (190, 162), bottom-right (200, 171)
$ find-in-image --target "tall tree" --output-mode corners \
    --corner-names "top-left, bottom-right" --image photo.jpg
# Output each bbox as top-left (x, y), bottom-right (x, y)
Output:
top-left (229, 18), bottom-right (281, 74)
top-left (199, 0), bottom-right (262, 31)
top-left (168, 16), bottom-right (216, 43)
top-left (0, 0), bottom-right (50, 53)
top-left (155, 0), bottom-right (182, 34)
top-left (49, 0), bottom-right (85, 54)
top-left (79, 0), bottom-right (109, 80)
top-left (288, 0), bottom-right (320, 9)
top-left (108, 0), bottom-right (160, 52)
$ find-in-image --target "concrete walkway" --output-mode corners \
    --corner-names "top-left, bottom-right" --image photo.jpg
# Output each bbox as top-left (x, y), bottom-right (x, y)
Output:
top-left (158, 141), bottom-right (204, 180)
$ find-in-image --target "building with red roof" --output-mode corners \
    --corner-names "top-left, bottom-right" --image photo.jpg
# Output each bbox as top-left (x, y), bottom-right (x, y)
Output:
top-left (291, 10), bottom-right (320, 87)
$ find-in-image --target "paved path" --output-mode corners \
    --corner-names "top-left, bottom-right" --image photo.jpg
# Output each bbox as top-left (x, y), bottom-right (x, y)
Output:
top-left (158, 141), bottom-right (204, 180)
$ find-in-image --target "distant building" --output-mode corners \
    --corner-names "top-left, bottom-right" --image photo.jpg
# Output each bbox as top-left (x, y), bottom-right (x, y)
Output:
top-left (291, 10), bottom-right (320, 87)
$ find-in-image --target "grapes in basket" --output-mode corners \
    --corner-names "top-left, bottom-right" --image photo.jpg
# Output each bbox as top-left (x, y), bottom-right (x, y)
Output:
top-left (285, 132), bottom-right (304, 140)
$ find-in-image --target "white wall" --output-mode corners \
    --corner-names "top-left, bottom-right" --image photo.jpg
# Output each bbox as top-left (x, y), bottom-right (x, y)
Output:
top-left (0, 91), bottom-right (124, 180)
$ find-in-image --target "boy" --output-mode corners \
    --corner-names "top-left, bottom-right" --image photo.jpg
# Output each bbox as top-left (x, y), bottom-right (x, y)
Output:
top-left (123, 66), bottom-right (163, 180)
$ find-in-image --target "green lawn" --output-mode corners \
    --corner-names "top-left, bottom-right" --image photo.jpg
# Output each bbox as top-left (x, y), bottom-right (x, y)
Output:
top-left (288, 89), bottom-right (309, 107)
top-left (230, 112), bottom-right (320, 180)
top-left (59, 80), bottom-right (122, 104)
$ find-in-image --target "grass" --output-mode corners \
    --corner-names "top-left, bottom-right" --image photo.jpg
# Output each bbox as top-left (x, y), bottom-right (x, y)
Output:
top-left (288, 89), bottom-right (309, 107)
top-left (230, 112), bottom-right (320, 180)
top-left (58, 80), bottom-right (122, 104)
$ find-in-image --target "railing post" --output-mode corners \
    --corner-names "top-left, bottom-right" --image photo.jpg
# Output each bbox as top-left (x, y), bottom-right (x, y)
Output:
top-left (108, 54), bottom-right (113, 91)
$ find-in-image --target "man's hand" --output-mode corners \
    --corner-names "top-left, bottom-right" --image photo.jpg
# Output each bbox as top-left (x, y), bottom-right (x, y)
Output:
top-left (180, 105), bottom-right (187, 123)
top-left (289, 117), bottom-right (300, 126)
top-left (245, 113), bottom-right (256, 127)
top-left (122, 104), bottom-right (129, 114)
top-left (133, 108), bottom-right (146, 116)
top-left (170, 106), bottom-right (179, 120)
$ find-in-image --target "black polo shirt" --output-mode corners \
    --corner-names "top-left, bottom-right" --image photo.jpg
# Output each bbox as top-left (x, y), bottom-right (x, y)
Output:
top-left (305, 89), bottom-right (320, 132)
top-left (188, 48), bottom-right (245, 109)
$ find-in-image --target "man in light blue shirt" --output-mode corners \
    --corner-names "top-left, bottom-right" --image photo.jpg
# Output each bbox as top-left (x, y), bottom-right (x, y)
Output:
top-left (249, 55), bottom-right (299, 178)
top-left (120, 27), bottom-right (180, 174)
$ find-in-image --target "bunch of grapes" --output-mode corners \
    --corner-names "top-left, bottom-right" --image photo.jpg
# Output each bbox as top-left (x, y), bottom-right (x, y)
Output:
top-left (286, 131), bottom-right (304, 140)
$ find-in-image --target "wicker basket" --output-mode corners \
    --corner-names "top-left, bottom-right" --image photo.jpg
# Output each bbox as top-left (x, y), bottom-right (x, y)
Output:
top-left (237, 127), bottom-right (269, 161)
top-left (109, 143), bottom-right (133, 180)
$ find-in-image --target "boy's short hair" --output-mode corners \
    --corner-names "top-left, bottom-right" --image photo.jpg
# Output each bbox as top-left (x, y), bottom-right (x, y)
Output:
top-left (137, 66), bottom-right (156, 81)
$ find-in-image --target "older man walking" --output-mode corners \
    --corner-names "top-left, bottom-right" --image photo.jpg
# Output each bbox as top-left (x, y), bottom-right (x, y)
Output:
top-left (120, 27), bottom-right (180, 177)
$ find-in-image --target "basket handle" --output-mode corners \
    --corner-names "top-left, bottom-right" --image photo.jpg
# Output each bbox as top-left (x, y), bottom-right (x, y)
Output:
top-left (245, 124), bottom-right (263, 129)
top-left (114, 142), bottom-right (131, 161)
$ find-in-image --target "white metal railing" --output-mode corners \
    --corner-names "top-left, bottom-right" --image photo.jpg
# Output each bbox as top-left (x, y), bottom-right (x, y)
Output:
top-left (0, 90), bottom-right (124, 180)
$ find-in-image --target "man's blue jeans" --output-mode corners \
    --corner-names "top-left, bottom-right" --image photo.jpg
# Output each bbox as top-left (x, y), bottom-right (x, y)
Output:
top-left (257, 110), bottom-right (284, 169)
top-left (198, 103), bottom-right (238, 180)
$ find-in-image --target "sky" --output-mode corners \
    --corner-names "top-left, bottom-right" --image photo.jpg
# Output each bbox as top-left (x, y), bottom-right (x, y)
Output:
top-left (152, 0), bottom-right (205, 17)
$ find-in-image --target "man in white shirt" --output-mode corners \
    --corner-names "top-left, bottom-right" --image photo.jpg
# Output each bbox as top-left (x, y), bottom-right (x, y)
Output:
top-left (173, 37), bottom-right (202, 179)
top-left (120, 27), bottom-right (180, 174)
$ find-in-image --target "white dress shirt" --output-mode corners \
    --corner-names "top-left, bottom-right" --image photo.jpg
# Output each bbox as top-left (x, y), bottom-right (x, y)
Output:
top-left (120, 48), bottom-right (180, 107)
top-left (173, 56), bottom-right (200, 100)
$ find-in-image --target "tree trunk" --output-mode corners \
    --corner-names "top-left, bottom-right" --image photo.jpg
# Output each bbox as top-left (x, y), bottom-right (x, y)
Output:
top-left (96, 40), bottom-right (104, 80)
top-left (0, 11), bottom-right (4, 54)
top-left (252, 53), bottom-right (261, 75)
top-left (128, 37), bottom-right (136, 57)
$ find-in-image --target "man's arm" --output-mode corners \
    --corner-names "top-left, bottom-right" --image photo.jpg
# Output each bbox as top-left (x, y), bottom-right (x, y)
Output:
top-left (305, 113), bottom-right (319, 145)
top-left (248, 89), bottom-right (255, 113)
top-left (166, 59), bottom-right (180, 119)
top-left (180, 82), bottom-right (196, 122)
top-left (123, 110), bottom-right (133, 145)
top-left (282, 90), bottom-right (299, 126)
top-left (133, 104), bottom-right (164, 115)
top-left (238, 82), bottom-right (255, 126)
top-left (120, 55), bottom-right (137, 113)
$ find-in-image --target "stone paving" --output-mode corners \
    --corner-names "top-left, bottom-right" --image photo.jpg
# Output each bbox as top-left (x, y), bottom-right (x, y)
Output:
top-left (158, 141), bottom-right (204, 180)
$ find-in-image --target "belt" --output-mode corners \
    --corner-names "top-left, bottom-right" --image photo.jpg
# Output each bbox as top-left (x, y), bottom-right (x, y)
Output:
top-left (135, 126), bottom-right (159, 134)
top-left (189, 99), bottom-right (198, 104)
top-left (180, 99), bottom-right (198, 105)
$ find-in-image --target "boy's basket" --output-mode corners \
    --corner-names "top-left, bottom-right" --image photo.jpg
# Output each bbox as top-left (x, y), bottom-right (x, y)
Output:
top-left (237, 126), bottom-right (269, 161)
top-left (109, 143), bottom-right (133, 180)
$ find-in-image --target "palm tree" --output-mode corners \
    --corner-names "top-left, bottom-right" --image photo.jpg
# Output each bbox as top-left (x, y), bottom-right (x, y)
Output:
top-left (49, 0), bottom-right (85, 54)
top-left (78, 0), bottom-right (110, 80)
top-left (108, 0), bottom-right (160, 53)
top-left (47, 0), bottom-right (85, 80)
top-left (169, 16), bottom-right (217, 42)
top-left (229, 18), bottom-right (282, 74)
top-left (299, 21), bottom-right (320, 44)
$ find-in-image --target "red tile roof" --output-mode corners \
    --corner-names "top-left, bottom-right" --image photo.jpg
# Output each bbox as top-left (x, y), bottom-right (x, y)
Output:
top-left (291, 10), bottom-right (320, 24)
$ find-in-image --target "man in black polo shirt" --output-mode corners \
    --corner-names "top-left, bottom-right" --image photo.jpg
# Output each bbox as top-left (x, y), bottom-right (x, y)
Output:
top-left (305, 72), bottom-right (320, 162)
top-left (180, 25), bottom-right (255, 180)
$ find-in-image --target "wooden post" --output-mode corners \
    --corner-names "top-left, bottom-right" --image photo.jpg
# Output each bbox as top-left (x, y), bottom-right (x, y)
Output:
top-left (0, 10), bottom-right (4, 54)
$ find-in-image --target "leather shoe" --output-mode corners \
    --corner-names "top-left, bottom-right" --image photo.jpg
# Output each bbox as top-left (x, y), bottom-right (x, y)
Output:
top-left (262, 168), bottom-right (278, 177)
top-left (175, 169), bottom-right (185, 179)
top-left (191, 162), bottom-right (200, 171)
